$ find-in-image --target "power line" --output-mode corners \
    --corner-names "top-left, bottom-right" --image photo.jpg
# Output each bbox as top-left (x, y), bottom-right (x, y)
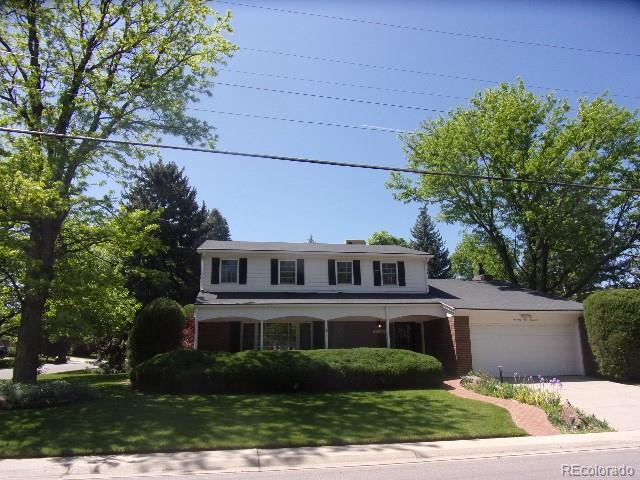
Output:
top-left (187, 108), bottom-right (410, 133)
top-left (224, 68), bottom-right (467, 100)
top-left (213, 81), bottom-right (447, 112)
top-left (241, 47), bottom-right (640, 101)
top-left (2, 126), bottom-right (638, 193)
top-left (217, 0), bottom-right (640, 58)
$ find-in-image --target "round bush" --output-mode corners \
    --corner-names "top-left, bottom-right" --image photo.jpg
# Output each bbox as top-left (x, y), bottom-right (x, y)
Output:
top-left (130, 348), bottom-right (444, 394)
top-left (127, 297), bottom-right (186, 370)
top-left (584, 289), bottom-right (640, 381)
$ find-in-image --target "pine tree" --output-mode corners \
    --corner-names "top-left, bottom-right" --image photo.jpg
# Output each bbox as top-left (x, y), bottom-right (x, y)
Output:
top-left (411, 206), bottom-right (452, 279)
top-left (124, 161), bottom-right (208, 305)
top-left (204, 208), bottom-right (231, 241)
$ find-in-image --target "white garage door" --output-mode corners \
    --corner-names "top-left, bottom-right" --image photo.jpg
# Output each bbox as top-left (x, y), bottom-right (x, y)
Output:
top-left (470, 317), bottom-right (583, 377)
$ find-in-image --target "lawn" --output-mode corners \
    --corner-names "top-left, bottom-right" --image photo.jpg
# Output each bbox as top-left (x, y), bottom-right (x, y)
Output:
top-left (0, 372), bottom-right (525, 458)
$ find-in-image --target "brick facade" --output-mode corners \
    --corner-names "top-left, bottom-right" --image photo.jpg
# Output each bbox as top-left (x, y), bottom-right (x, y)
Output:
top-left (329, 320), bottom-right (387, 348)
top-left (198, 321), bottom-right (241, 352)
top-left (423, 316), bottom-right (472, 377)
top-left (449, 315), bottom-right (473, 376)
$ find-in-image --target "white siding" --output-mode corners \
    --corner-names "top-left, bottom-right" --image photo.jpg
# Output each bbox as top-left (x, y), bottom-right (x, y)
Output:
top-left (201, 253), bottom-right (428, 293)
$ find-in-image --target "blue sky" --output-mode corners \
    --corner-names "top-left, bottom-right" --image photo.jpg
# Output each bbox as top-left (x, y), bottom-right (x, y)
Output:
top-left (151, 0), bottom-right (640, 252)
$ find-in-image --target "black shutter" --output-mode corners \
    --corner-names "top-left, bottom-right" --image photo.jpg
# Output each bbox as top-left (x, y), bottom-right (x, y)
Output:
top-left (270, 259), bottom-right (279, 285)
top-left (353, 260), bottom-right (361, 285)
top-left (239, 258), bottom-right (247, 284)
top-left (373, 261), bottom-right (381, 286)
top-left (296, 259), bottom-right (305, 285)
top-left (211, 257), bottom-right (220, 284)
top-left (398, 261), bottom-right (406, 286)
top-left (328, 259), bottom-right (336, 285)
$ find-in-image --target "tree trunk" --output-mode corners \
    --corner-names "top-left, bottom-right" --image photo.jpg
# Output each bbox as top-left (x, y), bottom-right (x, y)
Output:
top-left (12, 220), bottom-right (59, 384)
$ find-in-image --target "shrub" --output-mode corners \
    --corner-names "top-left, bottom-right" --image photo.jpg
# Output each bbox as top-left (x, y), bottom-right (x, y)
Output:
top-left (0, 380), bottom-right (92, 410)
top-left (127, 298), bottom-right (186, 370)
top-left (131, 348), bottom-right (444, 394)
top-left (97, 336), bottom-right (128, 373)
top-left (584, 289), bottom-right (640, 381)
top-left (181, 304), bottom-right (195, 349)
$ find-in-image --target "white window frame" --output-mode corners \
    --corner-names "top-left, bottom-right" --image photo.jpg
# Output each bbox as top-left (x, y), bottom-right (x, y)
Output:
top-left (220, 258), bottom-right (239, 284)
top-left (336, 260), bottom-right (353, 285)
top-left (279, 259), bottom-right (297, 285)
top-left (381, 262), bottom-right (398, 286)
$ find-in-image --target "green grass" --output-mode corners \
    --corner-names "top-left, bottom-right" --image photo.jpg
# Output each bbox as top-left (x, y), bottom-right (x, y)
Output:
top-left (0, 372), bottom-right (525, 458)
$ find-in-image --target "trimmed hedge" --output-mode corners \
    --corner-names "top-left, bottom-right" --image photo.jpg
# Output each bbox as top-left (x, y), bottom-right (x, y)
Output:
top-left (0, 380), bottom-right (92, 410)
top-left (584, 289), bottom-right (640, 381)
top-left (131, 348), bottom-right (444, 394)
top-left (128, 297), bottom-right (185, 370)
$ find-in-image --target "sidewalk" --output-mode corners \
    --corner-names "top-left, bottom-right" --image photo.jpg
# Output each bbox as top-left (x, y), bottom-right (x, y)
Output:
top-left (2, 431), bottom-right (639, 479)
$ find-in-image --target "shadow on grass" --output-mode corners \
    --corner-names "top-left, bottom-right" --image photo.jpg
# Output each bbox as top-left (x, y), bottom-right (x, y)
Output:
top-left (0, 373), bottom-right (525, 461)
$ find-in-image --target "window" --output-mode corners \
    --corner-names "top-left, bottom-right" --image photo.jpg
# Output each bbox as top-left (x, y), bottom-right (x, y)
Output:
top-left (279, 260), bottom-right (296, 284)
top-left (336, 261), bottom-right (353, 284)
top-left (382, 262), bottom-right (398, 285)
top-left (220, 259), bottom-right (238, 283)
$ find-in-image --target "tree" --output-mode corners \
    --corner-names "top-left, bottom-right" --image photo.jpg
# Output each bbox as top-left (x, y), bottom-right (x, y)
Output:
top-left (307, 234), bottom-right (316, 243)
top-left (410, 206), bottom-right (451, 278)
top-left (204, 208), bottom-right (231, 241)
top-left (450, 232), bottom-right (511, 280)
top-left (0, 1), bottom-right (235, 382)
top-left (389, 81), bottom-right (640, 297)
top-left (368, 230), bottom-right (410, 247)
top-left (124, 161), bottom-right (208, 305)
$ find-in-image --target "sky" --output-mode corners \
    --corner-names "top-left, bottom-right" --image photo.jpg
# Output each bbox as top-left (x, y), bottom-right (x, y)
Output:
top-left (144, 0), bottom-right (640, 252)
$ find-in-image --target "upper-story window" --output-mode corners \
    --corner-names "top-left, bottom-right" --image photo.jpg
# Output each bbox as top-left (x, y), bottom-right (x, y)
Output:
top-left (279, 260), bottom-right (296, 284)
top-left (381, 262), bottom-right (398, 285)
top-left (220, 259), bottom-right (239, 283)
top-left (336, 261), bottom-right (353, 284)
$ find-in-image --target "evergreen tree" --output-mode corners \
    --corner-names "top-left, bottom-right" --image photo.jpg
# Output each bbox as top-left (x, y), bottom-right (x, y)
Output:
top-left (411, 206), bottom-right (452, 279)
top-left (124, 161), bottom-right (208, 305)
top-left (204, 208), bottom-right (231, 241)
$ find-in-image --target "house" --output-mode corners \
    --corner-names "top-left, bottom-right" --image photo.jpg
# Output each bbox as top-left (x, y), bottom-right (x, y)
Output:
top-left (195, 240), bottom-right (591, 377)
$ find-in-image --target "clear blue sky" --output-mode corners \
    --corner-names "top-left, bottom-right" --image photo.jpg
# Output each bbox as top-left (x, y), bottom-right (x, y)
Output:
top-left (151, 0), bottom-right (640, 252)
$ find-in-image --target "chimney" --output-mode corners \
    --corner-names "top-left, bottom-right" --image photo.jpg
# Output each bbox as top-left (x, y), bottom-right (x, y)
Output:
top-left (345, 240), bottom-right (366, 245)
top-left (473, 263), bottom-right (493, 281)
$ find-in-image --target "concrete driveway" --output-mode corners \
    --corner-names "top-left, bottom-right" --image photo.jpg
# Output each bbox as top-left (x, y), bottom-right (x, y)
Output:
top-left (0, 356), bottom-right (95, 380)
top-left (559, 377), bottom-right (640, 432)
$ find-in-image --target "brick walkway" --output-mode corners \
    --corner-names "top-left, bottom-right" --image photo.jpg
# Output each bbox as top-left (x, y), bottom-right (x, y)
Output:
top-left (445, 379), bottom-right (559, 436)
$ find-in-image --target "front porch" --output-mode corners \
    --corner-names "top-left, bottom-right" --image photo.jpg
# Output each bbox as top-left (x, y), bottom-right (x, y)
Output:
top-left (195, 303), bottom-right (473, 375)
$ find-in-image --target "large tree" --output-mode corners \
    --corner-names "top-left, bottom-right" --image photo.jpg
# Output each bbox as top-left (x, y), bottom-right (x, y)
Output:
top-left (410, 206), bottom-right (451, 278)
top-left (203, 207), bottom-right (231, 241)
top-left (390, 81), bottom-right (640, 297)
top-left (0, 0), bottom-right (235, 382)
top-left (368, 230), bottom-right (410, 247)
top-left (124, 160), bottom-right (208, 305)
top-left (450, 232), bottom-right (510, 281)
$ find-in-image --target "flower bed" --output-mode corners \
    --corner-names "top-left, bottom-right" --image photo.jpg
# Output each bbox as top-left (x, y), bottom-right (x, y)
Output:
top-left (461, 371), bottom-right (611, 433)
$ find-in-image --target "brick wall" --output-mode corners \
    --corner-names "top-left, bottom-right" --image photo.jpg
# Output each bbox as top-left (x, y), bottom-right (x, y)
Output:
top-left (329, 321), bottom-right (387, 348)
top-left (198, 321), bottom-right (241, 352)
top-left (449, 315), bottom-right (473, 376)
top-left (423, 318), bottom-right (456, 375)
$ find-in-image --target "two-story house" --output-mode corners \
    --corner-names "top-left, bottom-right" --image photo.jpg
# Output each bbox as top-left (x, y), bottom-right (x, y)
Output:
top-left (195, 240), bottom-right (592, 377)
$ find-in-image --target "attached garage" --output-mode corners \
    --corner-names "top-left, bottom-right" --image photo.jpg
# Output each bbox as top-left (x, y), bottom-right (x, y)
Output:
top-left (469, 311), bottom-right (584, 377)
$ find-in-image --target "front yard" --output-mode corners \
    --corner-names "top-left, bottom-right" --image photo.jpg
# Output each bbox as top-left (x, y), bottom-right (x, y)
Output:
top-left (0, 371), bottom-right (525, 458)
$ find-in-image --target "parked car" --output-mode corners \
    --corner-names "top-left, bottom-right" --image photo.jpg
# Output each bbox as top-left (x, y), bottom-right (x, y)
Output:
top-left (0, 345), bottom-right (9, 359)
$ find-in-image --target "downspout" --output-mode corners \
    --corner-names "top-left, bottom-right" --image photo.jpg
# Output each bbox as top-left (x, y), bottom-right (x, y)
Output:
top-left (324, 319), bottom-right (329, 349)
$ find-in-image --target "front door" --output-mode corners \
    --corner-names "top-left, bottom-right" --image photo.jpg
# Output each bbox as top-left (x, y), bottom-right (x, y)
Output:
top-left (393, 322), bottom-right (422, 352)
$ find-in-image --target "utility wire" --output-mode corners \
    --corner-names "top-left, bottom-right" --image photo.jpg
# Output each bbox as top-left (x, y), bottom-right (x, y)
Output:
top-left (224, 69), bottom-right (467, 100)
top-left (216, 0), bottom-right (640, 58)
top-left (187, 108), bottom-right (410, 133)
top-left (2, 126), bottom-right (638, 193)
top-left (213, 81), bottom-right (446, 112)
top-left (241, 47), bottom-right (640, 100)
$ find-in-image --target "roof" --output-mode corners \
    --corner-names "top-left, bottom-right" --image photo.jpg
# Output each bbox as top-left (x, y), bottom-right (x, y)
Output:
top-left (197, 240), bottom-right (428, 256)
top-left (196, 279), bottom-right (583, 311)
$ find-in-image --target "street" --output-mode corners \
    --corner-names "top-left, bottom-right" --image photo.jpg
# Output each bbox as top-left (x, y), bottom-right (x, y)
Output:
top-left (134, 448), bottom-right (640, 480)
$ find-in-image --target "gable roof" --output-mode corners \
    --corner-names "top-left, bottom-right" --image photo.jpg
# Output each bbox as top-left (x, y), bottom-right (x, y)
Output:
top-left (197, 240), bottom-right (429, 256)
top-left (196, 278), bottom-right (583, 311)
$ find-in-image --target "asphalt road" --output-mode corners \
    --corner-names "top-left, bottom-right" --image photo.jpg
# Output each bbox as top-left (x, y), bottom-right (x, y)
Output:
top-left (132, 448), bottom-right (640, 480)
top-left (0, 356), bottom-right (94, 379)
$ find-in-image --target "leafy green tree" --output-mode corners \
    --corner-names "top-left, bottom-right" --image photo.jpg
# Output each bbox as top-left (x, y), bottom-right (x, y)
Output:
top-left (0, 0), bottom-right (236, 382)
top-left (450, 232), bottom-right (511, 280)
top-left (368, 230), bottom-right (410, 247)
top-left (410, 206), bottom-right (451, 278)
top-left (124, 161), bottom-right (208, 305)
top-left (390, 81), bottom-right (640, 297)
top-left (204, 208), bottom-right (231, 241)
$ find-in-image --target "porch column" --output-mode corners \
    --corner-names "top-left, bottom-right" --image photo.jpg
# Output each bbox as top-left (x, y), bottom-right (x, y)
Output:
top-left (194, 308), bottom-right (199, 350)
top-left (259, 320), bottom-right (264, 350)
top-left (420, 321), bottom-right (426, 353)
top-left (324, 319), bottom-right (329, 349)
top-left (385, 306), bottom-right (390, 348)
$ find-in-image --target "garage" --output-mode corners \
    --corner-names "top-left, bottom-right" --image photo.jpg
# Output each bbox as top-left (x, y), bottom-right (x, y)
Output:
top-left (469, 312), bottom-right (584, 377)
